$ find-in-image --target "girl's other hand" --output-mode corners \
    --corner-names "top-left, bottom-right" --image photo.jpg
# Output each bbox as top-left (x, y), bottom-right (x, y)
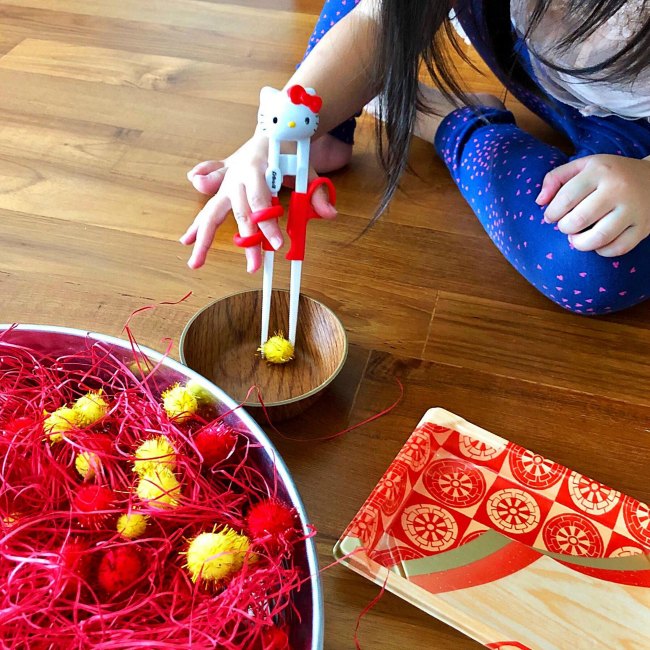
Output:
top-left (536, 154), bottom-right (650, 257)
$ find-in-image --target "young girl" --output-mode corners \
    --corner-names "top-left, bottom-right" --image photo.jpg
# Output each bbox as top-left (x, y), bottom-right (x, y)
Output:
top-left (181, 0), bottom-right (650, 315)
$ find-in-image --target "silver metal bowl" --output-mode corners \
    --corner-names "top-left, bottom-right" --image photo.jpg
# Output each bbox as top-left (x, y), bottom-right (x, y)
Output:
top-left (0, 324), bottom-right (324, 649)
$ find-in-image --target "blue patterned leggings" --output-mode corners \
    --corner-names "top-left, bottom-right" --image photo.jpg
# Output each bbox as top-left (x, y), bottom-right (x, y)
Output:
top-left (305, 0), bottom-right (650, 314)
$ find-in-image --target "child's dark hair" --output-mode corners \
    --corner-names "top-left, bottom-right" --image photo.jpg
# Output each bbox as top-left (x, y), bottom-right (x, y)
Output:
top-left (371, 1), bottom-right (464, 220)
top-left (372, 0), bottom-right (650, 221)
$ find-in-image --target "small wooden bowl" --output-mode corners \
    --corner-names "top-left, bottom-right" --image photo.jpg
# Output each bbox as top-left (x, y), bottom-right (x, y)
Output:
top-left (180, 290), bottom-right (348, 421)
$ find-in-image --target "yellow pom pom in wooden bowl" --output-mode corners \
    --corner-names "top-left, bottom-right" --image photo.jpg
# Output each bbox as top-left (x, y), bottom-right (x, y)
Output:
top-left (180, 290), bottom-right (347, 422)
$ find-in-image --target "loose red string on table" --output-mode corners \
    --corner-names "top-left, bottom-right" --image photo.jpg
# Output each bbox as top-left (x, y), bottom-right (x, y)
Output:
top-left (121, 292), bottom-right (192, 389)
top-left (354, 573), bottom-right (389, 650)
top-left (120, 293), bottom-right (404, 445)
top-left (121, 291), bottom-right (193, 333)
top-left (240, 379), bottom-right (404, 443)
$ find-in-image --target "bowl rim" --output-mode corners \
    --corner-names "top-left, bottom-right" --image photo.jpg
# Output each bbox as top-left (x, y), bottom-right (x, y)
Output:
top-left (179, 289), bottom-right (349, 408)
top-left (0, 323), bottom-right (324, 650)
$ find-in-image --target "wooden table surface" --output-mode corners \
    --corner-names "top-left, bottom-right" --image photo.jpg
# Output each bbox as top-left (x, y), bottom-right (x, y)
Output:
top-left (1, 1), bottom-right (649, 648)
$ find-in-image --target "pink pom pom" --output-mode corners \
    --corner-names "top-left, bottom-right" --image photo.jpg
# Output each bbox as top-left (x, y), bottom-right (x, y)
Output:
top-left (72, 485), bottom-right (116, 529)
top-left (97, 547), bottom-right (143, 594)
top-left (247, 499), bottom-right (297, 545)
top-left (194, 422), bottom-right (236, 466)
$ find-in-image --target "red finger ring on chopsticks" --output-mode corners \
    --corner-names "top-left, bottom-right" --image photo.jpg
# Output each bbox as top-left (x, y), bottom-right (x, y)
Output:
top-left (233, 197), bottom-right (284, 252)
top-left (251, 198), bottom-right (284, 225)
top-left (233, 230), bottom-right (267, 248)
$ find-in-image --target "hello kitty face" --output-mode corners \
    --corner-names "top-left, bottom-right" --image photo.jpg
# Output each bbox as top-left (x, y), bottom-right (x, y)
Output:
top-left (258, 85), bottom-right (321, 141)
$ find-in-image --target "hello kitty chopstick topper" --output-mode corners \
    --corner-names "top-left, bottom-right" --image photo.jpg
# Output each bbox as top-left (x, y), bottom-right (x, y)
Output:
top-left (234, 85), bottom-right (336, 352)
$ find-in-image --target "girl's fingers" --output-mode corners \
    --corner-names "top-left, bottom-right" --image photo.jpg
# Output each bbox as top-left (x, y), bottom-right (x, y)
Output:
top-left (308, 168), bottom-right (337, 219)
top-left (246, 172), bottom-right (283, 251)
top-left (569, 208), bottom-right (629, 252)
top-left (232, 183), bottom-right (262, 273)
top-left (555, 188), bottom-right (610, 235)
top-left (191, 168), bottom-right (227, 195)
top-left (187, 160), bottom-right (224, 179)
top-left (543, 172), bottom-right (597, 224)
top-left (188, 161), bottom-right (227, 195)
top-left (179, 221), bottom-right (199, 246)
top-left (536, 158), bottom-right (589, 206)
top-left (311, 185), bottom-right (337, 219)
top-left (595, 225), bottom-right (641, 257)
top-left (185, 192), bottom-right (231, 269)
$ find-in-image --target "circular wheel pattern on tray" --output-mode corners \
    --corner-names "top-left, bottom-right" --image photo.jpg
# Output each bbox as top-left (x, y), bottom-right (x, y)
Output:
top-left (422, 458), bottom-right (486, 508)
top-left (622, 496), bottom-right (650, 546)
top-left (567, 472), bottom-right (621, 515)
top-left (509, 449), bottom-right (565, 489)
top-left (400, 504), bottom-right (458, 553)
top-left (368, 546), bottom-right (424, 567)
top-left (459, 434), bottom-right (503, 463)
top-left (486, 488), bottom-right (541, 535)
top-left (347, 503), bottom-right (381, 549)
top-left (397, 427), bottom-right (432, 472)
top-left (542, 513), bottom-right (604, 557)
top-left (608, 545), bottom-right (644, 558)
top-left (375, 461), bottom-right (409, 516)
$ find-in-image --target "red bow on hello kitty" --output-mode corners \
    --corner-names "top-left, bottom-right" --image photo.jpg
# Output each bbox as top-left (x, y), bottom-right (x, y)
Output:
top-left (287, 85), bottom-right (323, 114)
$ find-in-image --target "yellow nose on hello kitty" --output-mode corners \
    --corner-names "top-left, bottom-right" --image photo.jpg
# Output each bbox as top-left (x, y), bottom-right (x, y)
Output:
top-left (287, 121), bottom-right (296, 128)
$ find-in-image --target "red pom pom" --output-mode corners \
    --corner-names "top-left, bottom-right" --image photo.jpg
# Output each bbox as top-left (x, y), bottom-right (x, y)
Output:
top-left (247, 499), bottom-right (297, 544)
top-left (261, 625), bottom-right (290, 650)
top-left (77, 432), bottom-right (114, 460)
top-left (97, 546), bottom-right (143, 594)
top-left (82, 432), bottom-right (114, 453)
top-left (56, 539), bottom-right (90, 597)
top-left (3, 416), bottom-right (37, 436)
top-left (72, 485), bottom-right (116, 529)
top-left (194, 422), bottom-right (236, 466)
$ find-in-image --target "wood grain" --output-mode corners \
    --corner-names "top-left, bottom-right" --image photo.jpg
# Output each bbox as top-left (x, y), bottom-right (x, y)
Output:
top-left (1, 1), bottom-right (648, 648)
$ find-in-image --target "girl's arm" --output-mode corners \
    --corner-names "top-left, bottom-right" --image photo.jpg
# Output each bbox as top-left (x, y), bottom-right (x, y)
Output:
top-left (182, 0), bottom-right (381, 271)
top-left (282, 0), bottom-right (381, 137)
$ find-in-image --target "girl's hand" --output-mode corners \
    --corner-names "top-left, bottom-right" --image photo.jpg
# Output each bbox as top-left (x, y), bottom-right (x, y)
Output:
top-left (536, 154), bottom-right (650, 257)
top-left (180, 136), bottom-right (337, 272)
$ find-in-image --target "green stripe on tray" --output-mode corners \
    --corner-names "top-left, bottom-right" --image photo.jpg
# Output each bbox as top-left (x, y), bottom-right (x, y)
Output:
top-left (399, 531), bottom-right (512, 577)
top-left (337, 532), bottom-right (650, 578)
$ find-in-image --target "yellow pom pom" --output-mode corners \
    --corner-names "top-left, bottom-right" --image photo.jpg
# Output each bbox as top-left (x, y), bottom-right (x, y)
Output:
top-left (184, 527), bottom-right (254, 583)
top-left (2, 514), bottom-right (18, 531)
top-left (185, 379), bottom-right (214, 405)
top-left (259, 333), bottom-right (294, 364)
top-left (136, 467), bottom-right (181, 510)
top-left (44, 407), bottom-right (79, 443)
top-left (117, 513), bottom-right (148, 539)
top-left (133, 436), bottom-right (176, 476)
top-left (73, 390), bottom-right (109, 426)
top-left (128, 360), bottom-right (152, 380)
top-left (75, 451), bottom-right (101, 479)
top-left (161, 383), bottom-right (198, 422)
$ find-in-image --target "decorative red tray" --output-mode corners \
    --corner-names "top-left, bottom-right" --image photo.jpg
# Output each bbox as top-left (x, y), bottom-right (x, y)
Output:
top-left (334, 409), bottom-right (650, 650)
